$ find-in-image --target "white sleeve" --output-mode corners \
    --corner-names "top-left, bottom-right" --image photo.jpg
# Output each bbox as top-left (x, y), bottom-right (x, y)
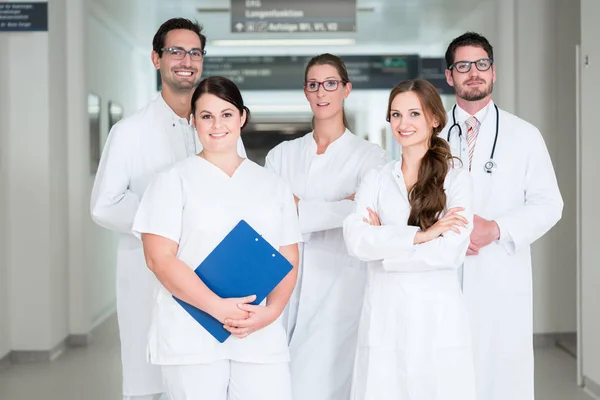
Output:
top-left (297, 199), bottom-right (355, 234)
top-left (343, 169), bottom-right (420, 262)
top-left (297, 146), bottom-right (387, 235)
top-left (90, 124), bottom-right (140, 234)
top-left (132, 169), bottom-right (184, 244)
top-left (494, 128), bottom-right (563, 254)
top-left (264, 144), bottom-right (282, 174)
top-left (278, 181), bottom-right (303, 246)
top-left (382, 168), bottom-right (474, 271)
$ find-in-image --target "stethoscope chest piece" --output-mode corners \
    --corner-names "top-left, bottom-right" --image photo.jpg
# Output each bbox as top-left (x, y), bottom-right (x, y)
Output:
top-left (483, 160), bottom-right (497, 174)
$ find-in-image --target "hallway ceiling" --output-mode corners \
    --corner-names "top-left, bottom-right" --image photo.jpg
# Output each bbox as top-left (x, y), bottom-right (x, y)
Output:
top-left (153, 0), bottom-right (494, 52)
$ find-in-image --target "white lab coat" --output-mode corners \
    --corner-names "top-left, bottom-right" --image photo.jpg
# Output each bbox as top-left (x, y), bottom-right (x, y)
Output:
top-left (131, 157), bottom-right (301, 366)
top-left (440, 100), bottom-right (563, 400)
top-left (343, 161), bottom-right (476, 400)
top-left (265, 130), bottom-right (386, 400)
top-left (90, 94), bottom-right (245, 396)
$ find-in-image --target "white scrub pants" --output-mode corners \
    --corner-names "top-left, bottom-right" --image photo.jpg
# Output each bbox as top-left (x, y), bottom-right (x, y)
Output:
top-left (123, 394), bottom-right (163, 400)
top-left (161, 361), bottom-right (292, 400)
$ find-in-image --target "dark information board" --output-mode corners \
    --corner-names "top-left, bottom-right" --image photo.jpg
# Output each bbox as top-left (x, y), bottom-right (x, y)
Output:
top-left (0, 2), bottom-right (47, 32)
top-left (419, 57), bottom-right (454, 94)
top-left (158, 55), bottom-right (420, 91)
top-left (231, 0), bottom-right (356, 33)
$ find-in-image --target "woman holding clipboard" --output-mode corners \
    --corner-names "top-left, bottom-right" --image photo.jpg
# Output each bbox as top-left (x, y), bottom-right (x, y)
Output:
top-left (132, 76), bottom-right (301, 400)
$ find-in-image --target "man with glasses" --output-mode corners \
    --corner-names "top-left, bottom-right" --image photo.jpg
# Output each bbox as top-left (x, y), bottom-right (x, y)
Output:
top-left (440, 32), bottom-right (563, 400)
top-left (91, 18), bottom-right (245, 400)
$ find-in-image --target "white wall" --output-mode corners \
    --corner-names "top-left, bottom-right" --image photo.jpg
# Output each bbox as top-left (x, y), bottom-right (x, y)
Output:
top-left (549, 0), bottom-right (579, 334)
top-left (83, 1), bottom-right (157, 326)
top-left (0, 0), bottom-right (71, 351)
top-left (66, 0), bottom-right (92, 337)
top-left (7, 33), bottom-right (56, 351)
top-left (0, 0), bottom-right (158, 357)
top-left (48, 0), bottom-right (71, 349)
top-left (580, 0), bottom-right (600, 390)
top-left (512, 0), bottom-right (578, 334)
top-left (0, 33), bottom-right (9, 361)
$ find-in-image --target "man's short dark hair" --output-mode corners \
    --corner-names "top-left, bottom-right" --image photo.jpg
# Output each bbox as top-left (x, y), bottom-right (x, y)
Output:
top-left (152, 18), bottom-right (206, 57)
top-left (445, 32), bottom-right (494, 69)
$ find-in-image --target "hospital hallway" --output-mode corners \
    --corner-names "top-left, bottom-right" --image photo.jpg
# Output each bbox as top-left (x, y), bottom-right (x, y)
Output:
top-left (0, 314), bottom-right (594, 400)
top-left (1, 0), bottom-right (600, 399)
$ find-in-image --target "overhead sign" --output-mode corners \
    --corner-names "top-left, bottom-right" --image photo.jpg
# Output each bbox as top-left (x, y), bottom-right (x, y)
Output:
top-left (231, 0), bottom-right (356, 33)
top-left (0, 2), bottom-right (47, 32)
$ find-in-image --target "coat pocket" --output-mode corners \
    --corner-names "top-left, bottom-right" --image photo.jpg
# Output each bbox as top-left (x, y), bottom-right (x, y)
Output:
top-left (359, 275), bottom-right (396, 348)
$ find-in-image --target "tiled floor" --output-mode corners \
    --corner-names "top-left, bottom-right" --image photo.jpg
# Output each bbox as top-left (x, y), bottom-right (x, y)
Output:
top-left (0, 314), bottom-right (596, 400)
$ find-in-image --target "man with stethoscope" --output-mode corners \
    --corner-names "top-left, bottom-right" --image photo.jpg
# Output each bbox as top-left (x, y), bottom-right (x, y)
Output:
top-left (440, 32), bottom-right (563, 400)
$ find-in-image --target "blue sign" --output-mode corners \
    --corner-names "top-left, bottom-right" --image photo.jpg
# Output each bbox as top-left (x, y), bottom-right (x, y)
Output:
top-left (0, 2), bottom-right (48, 32)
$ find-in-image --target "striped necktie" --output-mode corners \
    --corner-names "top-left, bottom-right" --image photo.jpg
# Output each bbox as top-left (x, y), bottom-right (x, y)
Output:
top-left (466, 116), bottom-right (479, 171)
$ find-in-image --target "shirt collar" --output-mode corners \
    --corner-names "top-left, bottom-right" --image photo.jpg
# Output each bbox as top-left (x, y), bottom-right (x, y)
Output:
top-left (455, 99), bottom-right (494, 126)
top-left (308, 128), bottom-right (352, 154)
top-left (155, 93), bottom-right (192, 126)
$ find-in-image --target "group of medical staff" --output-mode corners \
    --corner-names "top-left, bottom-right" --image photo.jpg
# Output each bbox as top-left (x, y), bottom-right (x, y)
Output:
top-left (91, 17), bottom-right (563, 400)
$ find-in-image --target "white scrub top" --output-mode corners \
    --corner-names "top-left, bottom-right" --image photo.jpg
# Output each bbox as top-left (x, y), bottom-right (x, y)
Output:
top-left (132, 156), bottom-right (302, 366)
top-left (265, 129), bottom-right (386, 400)
top-left (90, 93), bottom-right (246, 396)
top-left (343, 160), bottom-right (476, 400)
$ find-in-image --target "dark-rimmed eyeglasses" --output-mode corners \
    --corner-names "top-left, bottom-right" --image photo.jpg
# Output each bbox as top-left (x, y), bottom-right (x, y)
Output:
top-left (448, 58), bottom-right (493, 73)
top-left (304, 80), bottom-right (346, 92)
top-left (160, 47), bottom-right (206, 61)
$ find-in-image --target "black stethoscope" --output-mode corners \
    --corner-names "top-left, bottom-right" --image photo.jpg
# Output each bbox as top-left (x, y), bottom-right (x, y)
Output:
top-left (447, 104), bottom-right (500, 174)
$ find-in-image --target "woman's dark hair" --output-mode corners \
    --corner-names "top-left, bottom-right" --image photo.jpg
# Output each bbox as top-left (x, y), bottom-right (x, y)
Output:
top-left (304, 53), bottom-right (351, 130)
top-left (445, 31), bottom-right (494, 69)
top-left (386, 79), bottom-right (456, 231)
top-left (191, 76), bottom-right (250, 129)
top-left (152, 18), bottom-right (206, 56)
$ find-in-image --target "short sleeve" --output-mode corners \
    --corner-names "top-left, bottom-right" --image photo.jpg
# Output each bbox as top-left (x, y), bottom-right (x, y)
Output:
top-left (132, 169), bottom-right (184, 244)
top-left (278, 180), bottom-right (302, 246)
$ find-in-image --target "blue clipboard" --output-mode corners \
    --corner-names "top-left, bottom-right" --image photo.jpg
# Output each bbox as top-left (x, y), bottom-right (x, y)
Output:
top-left (173, 219), bottom-right (293, 343)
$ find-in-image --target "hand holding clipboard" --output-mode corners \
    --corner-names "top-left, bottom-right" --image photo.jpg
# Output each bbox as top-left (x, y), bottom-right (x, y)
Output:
top-left (173, 220), bottom-right (293, 343)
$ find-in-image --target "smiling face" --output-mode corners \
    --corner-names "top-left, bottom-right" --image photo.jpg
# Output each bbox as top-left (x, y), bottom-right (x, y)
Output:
top-left (388, 90), bottom-right (439, 152)
top-left (192, 93), bottom-right (246, 154)
top-left (445, 45), bottom-right (496, 102)
top-left (152, 29), bottom-right (203, 93)
top-left (304, 64), bottom-right (351, 123)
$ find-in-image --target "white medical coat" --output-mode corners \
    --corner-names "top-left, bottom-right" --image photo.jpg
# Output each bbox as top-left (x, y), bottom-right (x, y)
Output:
top-left (440, 100), bottom-right (563, 400)
top-left (90, 94), bottom-right (245, 395)
top-left (265, 130), bottom-right (386, 400)
top-left (343, 161), bottom-right (476, 400)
